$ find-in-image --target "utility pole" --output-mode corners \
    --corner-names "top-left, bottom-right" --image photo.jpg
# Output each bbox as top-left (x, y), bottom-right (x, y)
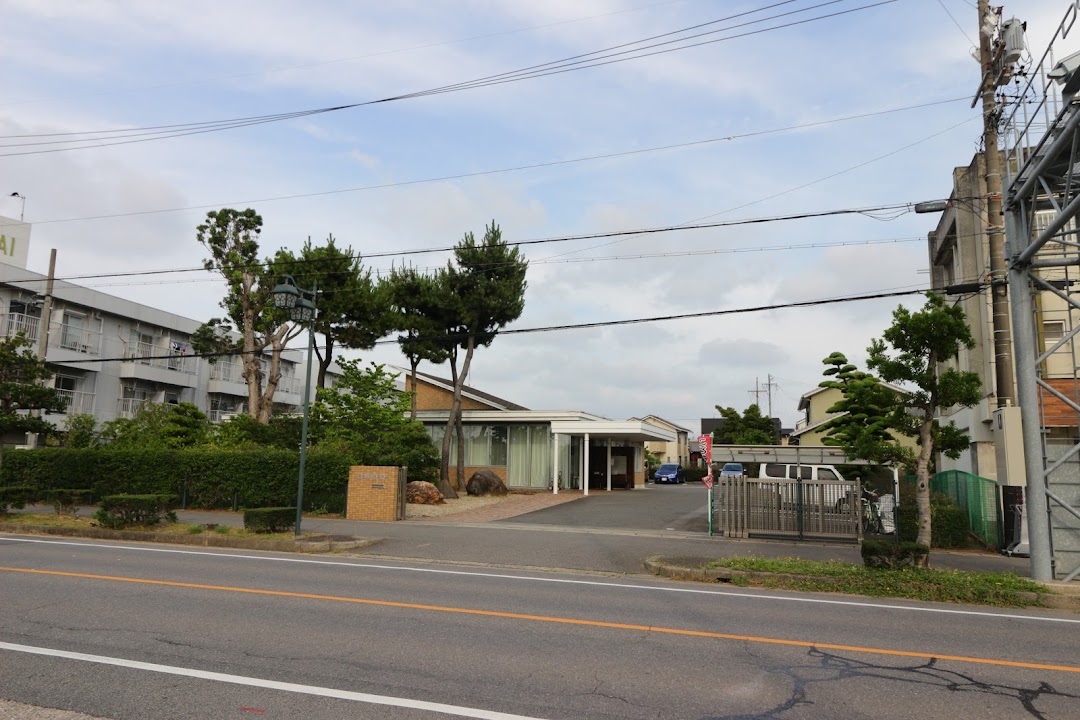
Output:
top-left (977, 0), bottom-right (1016, 408)
top-left (748, 378), bottom-right (764, 408)
top-left (765, 374), bottom-right (778, 418)
top-left (28, 248), bottom-right (56, 448)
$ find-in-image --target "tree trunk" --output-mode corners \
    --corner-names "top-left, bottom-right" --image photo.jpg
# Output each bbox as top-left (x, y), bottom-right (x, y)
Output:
top-left (314, 336), bottom-right (334, 392)
top-left (914, 409), bottom-right (935, 564)
top-left (409, 359), bottom-right (419, 420)
top-left (455, 336), bottom-right (476, 493)
top-left (438, 354), bottom-right (459, 499)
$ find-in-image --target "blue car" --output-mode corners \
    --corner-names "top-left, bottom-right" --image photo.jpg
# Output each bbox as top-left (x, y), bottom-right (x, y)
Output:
top-left (653, 463), bottom-right (685, 484)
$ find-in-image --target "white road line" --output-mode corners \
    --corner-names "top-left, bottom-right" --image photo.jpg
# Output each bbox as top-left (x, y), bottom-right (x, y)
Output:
top-left (4, 535), bottom-right (1078, 624)
top-left (0, 641), bottom-right (547, 720)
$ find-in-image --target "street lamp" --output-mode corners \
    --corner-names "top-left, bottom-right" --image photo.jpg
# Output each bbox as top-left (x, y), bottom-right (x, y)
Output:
top-left (8, 192), bottom-right (26, 221)
top-left (271, 275), bottom-right (318, 536)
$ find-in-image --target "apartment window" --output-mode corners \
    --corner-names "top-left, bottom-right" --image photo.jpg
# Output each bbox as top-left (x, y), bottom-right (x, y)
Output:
top-left (164, 391), bottom-right (180, 405)
top-left (61, 312), bottom-right (86, 351)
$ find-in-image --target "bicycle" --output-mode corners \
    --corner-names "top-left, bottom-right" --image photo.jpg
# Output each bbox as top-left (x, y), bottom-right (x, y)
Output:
top-left (861, 489), bottom-right (884, 535)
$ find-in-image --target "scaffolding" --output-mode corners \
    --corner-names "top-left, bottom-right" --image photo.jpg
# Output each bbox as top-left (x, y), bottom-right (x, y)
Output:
top-left (1002, 3), bottom-right (1080, 581)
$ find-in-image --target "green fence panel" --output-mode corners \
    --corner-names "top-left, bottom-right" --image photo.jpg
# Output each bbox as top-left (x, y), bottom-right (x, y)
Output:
top-left (930, 470), bottom-right (1003, 550)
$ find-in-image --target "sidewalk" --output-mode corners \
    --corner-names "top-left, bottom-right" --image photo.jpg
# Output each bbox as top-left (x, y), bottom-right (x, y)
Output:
top-left (6, 502), bottom-right (1035, 579)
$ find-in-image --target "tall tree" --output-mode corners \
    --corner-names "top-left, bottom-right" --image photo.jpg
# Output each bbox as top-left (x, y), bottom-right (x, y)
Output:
top-left (711, 403), bottom-right (776, 445)
top-left (309, 360), bottom-right (439, 481)
top-left (0, 334), bottom-right (65, 463)
top-left (439, 223), bottom-right (527, 491)
top-left (387, 265), bottom-right (451, 420)
top-left (817, 352), bottom-right (913, 466)
top-left (272, 235), bottom-right (391, 390)
top-left (867, 293), bottom-right (981, 554)
top-left (192, 208), bottom-right (302, 423)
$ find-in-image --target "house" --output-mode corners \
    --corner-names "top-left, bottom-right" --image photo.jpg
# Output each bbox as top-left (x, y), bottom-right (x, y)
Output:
top-left (394, 367), bottom-right (675, 493)
top-left (0, 259), bottom-right (315, 442)
top-left (638, 415), bottom-right (691, 465)
top-left (927, 152), bottom-right (1080, 482)
top-left (790, 384), bottom-right (919, 453)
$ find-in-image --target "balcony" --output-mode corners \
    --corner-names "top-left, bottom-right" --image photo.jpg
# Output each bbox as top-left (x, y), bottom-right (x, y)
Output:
top-left (120, 340), bottom-right (198, 388)
top-left (3, 312), bottom-right (40, 343)
top-left (56, 388), bottom-right (95, 415)
top-left (208, 360), bottom-right (303, 398)
top-left (53, 321), bottom-right (102, 355)
top-left (116, 397), bottom-right (153, 419)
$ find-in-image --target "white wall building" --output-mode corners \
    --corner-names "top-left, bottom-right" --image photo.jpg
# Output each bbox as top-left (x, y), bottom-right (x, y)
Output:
top-left (0, 262), bottom-right (314, 434)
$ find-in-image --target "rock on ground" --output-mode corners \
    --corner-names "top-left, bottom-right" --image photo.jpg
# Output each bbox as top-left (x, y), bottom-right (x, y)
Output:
top-left (465, 470), bottom-right (509, 497)
top-left (406, 481), bottom-right (445, 505)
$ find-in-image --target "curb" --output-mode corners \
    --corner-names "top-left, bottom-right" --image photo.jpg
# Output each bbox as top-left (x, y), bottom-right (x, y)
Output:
top-left (0, 523), bottom-right (379, 554)
top-left (643, 555), bottom-right (1080, 611)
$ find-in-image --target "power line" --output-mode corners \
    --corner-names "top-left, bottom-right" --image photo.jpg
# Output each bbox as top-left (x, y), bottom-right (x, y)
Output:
top-left (0, 95), bottom-right (966, 229)
top-left (0, 0), bottom-right (703, 110)
top-left (0, 201), bottom-right (936, 288)
top-left (0, 1), bottom-right (897, 157)
top-left (49, 285), bottom-right (949, 366)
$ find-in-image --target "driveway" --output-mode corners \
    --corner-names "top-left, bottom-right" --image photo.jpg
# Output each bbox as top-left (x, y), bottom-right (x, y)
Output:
top-left (501, 482), bottom-right (711, 532)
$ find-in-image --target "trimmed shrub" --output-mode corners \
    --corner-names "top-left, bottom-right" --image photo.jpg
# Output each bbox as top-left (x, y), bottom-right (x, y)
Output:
top-left (94, 494), bottom-right (178, 529)
top-left (42, 488), bottom-right (93, 515)
top-left (0, 485), bottom-right (35, 515)
top-left (244, 507), bottom-right (296, 534)
top-left (897, 498), bottom-right (971, 549)
top-left (683, 465), bottom-right (708, 483)
top-left (861, 540), bottom-right (930, 569)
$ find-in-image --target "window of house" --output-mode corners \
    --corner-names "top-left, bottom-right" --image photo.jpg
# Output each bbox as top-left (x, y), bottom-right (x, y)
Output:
top-left (1044, 321), bottom-right (1066, 347)
top-left (164, 391), bottom-right (180, 405)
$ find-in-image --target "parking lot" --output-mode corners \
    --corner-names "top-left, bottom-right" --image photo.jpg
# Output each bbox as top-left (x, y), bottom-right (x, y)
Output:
top-left (502, 482), bottom-right (712, 533)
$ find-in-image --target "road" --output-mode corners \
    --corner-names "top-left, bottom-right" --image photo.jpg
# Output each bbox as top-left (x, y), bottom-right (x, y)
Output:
top-left (2, 534), bottom-right (1078, 719)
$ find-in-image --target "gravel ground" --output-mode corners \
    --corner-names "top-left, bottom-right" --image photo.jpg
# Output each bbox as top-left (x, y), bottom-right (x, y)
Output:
top-left (404, 494), bottom-right (508, 519)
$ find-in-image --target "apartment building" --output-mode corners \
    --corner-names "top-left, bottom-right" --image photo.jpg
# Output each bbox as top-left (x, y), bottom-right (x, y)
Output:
top-left (927, 152), bottom-right (1080, 483)
top-left (0, 260), bottom-right (309, 441)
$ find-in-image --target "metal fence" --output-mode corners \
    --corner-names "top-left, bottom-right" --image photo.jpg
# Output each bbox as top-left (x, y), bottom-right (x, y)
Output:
top-left (931, 470), bottom-right (1003, 551)
top-left (714, 476), bottom-right (861, 542)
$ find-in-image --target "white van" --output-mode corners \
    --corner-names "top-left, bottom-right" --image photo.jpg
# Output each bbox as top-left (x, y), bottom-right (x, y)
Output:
top-left (757, 463), bottom-right (854, 510)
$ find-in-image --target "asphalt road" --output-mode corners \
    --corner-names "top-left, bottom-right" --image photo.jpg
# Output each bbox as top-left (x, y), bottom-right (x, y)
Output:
top-left (2, 534), bottom-right (1077, 719)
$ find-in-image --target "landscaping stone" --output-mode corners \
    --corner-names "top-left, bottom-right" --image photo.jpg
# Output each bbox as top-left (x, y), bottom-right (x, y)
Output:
top-left (407, 481), bottom-right (445, 505)
top-left (465, 470), bottom-right (509, 497)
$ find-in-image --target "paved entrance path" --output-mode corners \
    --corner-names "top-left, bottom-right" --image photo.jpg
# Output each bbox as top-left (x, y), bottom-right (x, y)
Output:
top-left (410, 490), bottom-right (584, 523)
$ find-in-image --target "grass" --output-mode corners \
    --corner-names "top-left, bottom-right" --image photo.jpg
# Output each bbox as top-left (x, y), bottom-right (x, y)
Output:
top-left (1, 512), bottom-right (299, 541)
top-left (705, 556), bottom-right (1050, 607)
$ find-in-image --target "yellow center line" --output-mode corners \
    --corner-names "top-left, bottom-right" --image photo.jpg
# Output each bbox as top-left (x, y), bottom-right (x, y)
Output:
top-left (3, 565), bottom-right (1078, 675)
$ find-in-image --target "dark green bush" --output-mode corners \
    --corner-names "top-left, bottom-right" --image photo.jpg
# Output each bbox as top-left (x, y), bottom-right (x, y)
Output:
top-left (683, 465), bottom-right (708, 483)
top-left (897, 497), bottom-right (971, 548)
top-left (94, 494), bottom-right (178, 529)
top-left (0, 485), bottom-right (35, 515)
top-left (42, 488), bottom-right (93, 515)
top-left (0, 448), bottom-right (354, 512)
top-left (243, 507), bottom-right (296, 533)
top-left (861, 540), bottom-right (930, 569)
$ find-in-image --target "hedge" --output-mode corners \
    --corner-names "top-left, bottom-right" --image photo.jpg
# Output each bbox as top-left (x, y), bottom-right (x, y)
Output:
top-left (94, 494), bottom-right (178, 529)
top-left (861, 540), bottom-right (930, 569)
top-left (0, 448), bottom-right (356, 514)
top-left (0, 485), bottom-right (35, 515)
top-left (244, 507), bottom-right (296, 533)
top-left (42, 488), bottom-right (93, 515)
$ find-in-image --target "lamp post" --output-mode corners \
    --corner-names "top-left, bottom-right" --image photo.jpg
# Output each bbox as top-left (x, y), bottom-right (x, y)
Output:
top-left (271, 275), bottom-right (318, 537)
top-left (8, 192), bottom-right (26, 221)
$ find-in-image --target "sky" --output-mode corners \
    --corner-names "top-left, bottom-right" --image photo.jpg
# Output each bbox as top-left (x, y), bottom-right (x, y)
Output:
top-left (0, 0), bottom-right (1074, 433)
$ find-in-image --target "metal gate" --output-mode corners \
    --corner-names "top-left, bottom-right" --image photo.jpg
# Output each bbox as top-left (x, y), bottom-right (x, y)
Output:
top-left (714, 477), bottom-right (862, 542)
